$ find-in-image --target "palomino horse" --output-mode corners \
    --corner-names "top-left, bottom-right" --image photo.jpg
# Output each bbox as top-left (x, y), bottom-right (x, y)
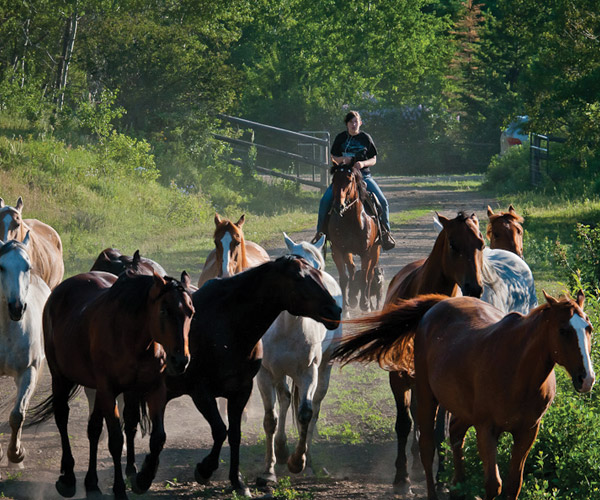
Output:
top-left (256, 234), bottom-right (343, 484)
top-left (91, 247), bottom-right (167, 276)
top-left (0, 197), bottom-right (64, 289)
top-left (27, 271), bottom-right (194, 500)
top-left (327, 162), bottom-right (381, 311)
top-left (0, 235), bottom-right (50, 469)
top-left (384, 211), bottom-right (485, 494)
top-left (486, 204), bottom-right (524, 258)
top-left (124, 255), bottom-right (342, 497)
top-left (333, 292), bottom-right (595, 500)
top-left (197, 213), bottom-right (270, 288)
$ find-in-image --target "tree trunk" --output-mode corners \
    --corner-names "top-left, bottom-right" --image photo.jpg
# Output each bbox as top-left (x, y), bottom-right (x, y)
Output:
top-left (55, 9), bottom-right (78, 110)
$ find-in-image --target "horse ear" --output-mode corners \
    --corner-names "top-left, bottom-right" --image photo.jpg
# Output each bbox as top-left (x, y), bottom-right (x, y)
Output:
top-left (132, 250), bottom-right (141, 265)
top-left (487, 205), bottom-right (494, 217)
top-left (508, 204), bottom-right (516, 214)
top-left (16, 197), bottom-right (23, 212)
top-left (180, 270), bottom-right (192, 288)
top-left (235, 214), bottom-right (246, 228)
top-left (283, 232), bottom-right (295, 251)
top-left (542, 290), bottom-right (558, 306)
top-left (214, 213), bottom-right (222, 226)
top-left (576, 289), bottom-right (585, 308)
top-left (0, 198), bottom-right (4, 208)
top-left (314, 234), bottom-right (326, 250)
top-left (23, 230), bottom-right (31, 246)
top-left (433, 213), bottom-right (444, 234)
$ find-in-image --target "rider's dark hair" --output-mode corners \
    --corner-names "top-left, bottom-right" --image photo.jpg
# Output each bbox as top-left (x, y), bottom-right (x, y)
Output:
top-left (344, 111), bottom-right (361, 124)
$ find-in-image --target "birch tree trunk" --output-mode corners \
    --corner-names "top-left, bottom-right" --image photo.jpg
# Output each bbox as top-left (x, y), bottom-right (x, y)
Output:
top-left (55, 9), bottom-right (78, 110)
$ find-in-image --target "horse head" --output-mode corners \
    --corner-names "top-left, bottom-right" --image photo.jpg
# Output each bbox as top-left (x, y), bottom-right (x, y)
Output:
top-left (0, 197), bottom-right (25, 242)
top-left (213, 213), bottom-right (247, 277)
top-left (542, 290), bottom-right (595, 393)
top-left (91, 248), bottom-right (158, 276)
top-left (486, 204), bottom-right (524, 258)
top-left (330, 163), bottom-right (367, 217)
top-left (283, 232), bottom-right (325, 270)
top-left (0, 233), bottom-right (32, 321)
top-left (434, 212), bottom-right (485, 298)
top-left (275, 255), bottom-right (341, 330)
top-left (147, 274), bottom-right (195, 376)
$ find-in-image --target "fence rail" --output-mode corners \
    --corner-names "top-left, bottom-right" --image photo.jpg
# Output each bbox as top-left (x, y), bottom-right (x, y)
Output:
top-left (215, 115), bottom-right (330, 190)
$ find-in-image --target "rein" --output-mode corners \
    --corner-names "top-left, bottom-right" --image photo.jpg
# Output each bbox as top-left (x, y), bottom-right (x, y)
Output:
top-left (335, 197), bottom-right (359, 217)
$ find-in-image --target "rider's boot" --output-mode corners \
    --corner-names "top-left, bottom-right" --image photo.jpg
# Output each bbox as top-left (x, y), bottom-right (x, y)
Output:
top-left (381, 226), bottom-right (396, 250)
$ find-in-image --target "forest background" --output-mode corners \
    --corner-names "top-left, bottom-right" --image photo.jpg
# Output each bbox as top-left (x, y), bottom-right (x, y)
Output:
top-left (1, 0), bottom-right (600, 498)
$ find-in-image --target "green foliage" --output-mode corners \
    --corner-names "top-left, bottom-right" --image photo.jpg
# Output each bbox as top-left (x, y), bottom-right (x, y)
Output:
top-left (483, 146), bottom-right (531, 193)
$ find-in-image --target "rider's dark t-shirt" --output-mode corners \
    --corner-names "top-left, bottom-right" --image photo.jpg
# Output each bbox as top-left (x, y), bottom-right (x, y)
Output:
top-left (331, 131), bottom-right (377, 176)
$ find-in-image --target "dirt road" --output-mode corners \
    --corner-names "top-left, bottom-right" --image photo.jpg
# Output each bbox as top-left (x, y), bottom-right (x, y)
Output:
top-left (0, 175), bottom-right (495, 499)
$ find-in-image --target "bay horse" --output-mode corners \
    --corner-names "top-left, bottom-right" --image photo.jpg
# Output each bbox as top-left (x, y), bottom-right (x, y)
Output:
top-left (0, 235), bottom-right (50, 468)
top-left (486, 204), bottom-right (524, 258)
top-left (256, 234), bottom-right (343, 484)
top-left (333, 291), bottom-right (595, 500)
top-left (197, 213), bottom-right (270, 288)
top-left (384, 211), bottom-right (485, 494)
top-left (0, 197), bottom-right (64, 289)
top-left (327, 162), bottom-right (381, 311)
top-left (27, 270), bottom-right (195, 500)
top-left (124, 255), bottom-right (342, 497)
top-left (91, 247), bottom-right (167, 277)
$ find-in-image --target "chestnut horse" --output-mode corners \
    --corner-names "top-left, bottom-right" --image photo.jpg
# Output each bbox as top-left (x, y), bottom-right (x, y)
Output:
top-left (27, 271), bottom-right (194, 500)
top-left (327, 162), bottom-right (381, 311)
top-left (333, 292), bottom-right (595, 500)
top-left (486, 204), bottom-right (524, 258)
top-left (197, 213), bottom-right (270, 288)
top-left (0, 197), bottom-right (64, 289)
top-left (384, 211), bottom-right (485, 494)
top-left (124, 255), bottom-right (342, 497)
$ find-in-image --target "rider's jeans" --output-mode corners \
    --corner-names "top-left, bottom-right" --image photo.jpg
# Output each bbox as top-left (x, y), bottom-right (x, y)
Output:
top-left (316, 173), bottom-right (390, 232)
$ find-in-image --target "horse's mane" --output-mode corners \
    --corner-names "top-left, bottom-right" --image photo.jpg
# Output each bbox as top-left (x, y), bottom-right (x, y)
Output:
top-left (0, 239), bottom-right (28, 258)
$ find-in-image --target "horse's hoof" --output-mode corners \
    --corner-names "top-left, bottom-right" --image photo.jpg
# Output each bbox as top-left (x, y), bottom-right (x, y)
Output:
top-left (7, 445), bottom-right (25, 464)
top-left (235, 486), bottom-right (252, 498)
top-left (393, 479), bottom-right (412, 496)
top-left (194, 464), bottom-right (211, 484)
top-left (56, 477), bottom-right (77, 498)
top-left (287, 454), bottom-right (306, 474)
top-left (131, 471), bottom-right (151, 495)
top-left (256, 472), bottom-right (276, 487)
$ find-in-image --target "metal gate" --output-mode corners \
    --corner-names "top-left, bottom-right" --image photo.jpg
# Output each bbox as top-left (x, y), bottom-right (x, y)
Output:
top-left (214, 115), bottom-right (330, 191)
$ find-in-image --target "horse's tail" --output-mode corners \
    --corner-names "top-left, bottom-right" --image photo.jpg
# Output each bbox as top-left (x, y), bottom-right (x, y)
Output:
top-left (25, 385), bottom-right (82, 428)
top-left (124, 391), bottom-right (151, 437)
top-left (331, 294), bottom-right (447, 374)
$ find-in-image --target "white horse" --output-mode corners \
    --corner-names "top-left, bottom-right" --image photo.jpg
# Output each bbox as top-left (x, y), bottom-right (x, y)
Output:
top-left (256, 233), bottom-right (343, 484)
top-left (0, 235), bottom-right (50, 468)
top-left (433, 214), bottom-right (537, 313)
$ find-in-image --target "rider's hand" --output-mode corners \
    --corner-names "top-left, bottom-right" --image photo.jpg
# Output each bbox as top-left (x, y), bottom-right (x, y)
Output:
top-left (355, 161), bottom-right (363, 169)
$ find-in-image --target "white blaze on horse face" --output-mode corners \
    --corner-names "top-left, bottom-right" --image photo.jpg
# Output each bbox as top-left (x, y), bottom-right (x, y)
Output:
top-left (1, 212), bottom-right (14, 241)
top-left (220, 231), bottom-right (233, 278)
top-left (570, 313), bottom-right (595, 392)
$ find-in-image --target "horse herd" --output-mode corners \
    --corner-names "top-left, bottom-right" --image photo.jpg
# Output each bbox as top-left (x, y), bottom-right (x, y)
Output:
top-left (0, 192), bottom-right (595, 500)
